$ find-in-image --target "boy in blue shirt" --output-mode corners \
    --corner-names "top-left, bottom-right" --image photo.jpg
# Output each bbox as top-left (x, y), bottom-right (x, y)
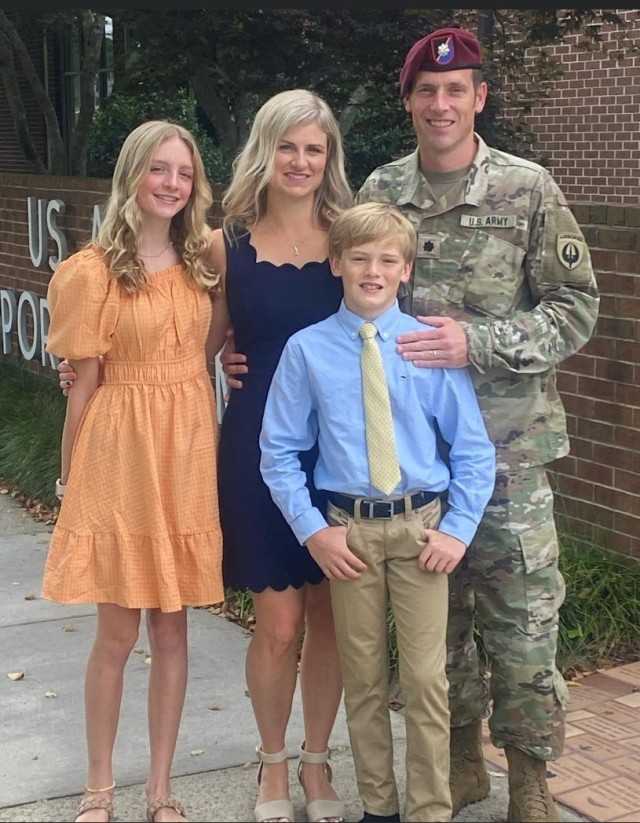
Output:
top-left (259, 202), bottom-right (495, 823)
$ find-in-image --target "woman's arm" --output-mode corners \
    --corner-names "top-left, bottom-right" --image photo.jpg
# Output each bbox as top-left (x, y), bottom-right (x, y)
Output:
top-left (59, 357), bottom-right (100, 483)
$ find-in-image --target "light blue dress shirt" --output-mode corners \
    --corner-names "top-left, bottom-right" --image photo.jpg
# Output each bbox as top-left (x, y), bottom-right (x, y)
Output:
top-left (260, 300), bottom-right (496, 547)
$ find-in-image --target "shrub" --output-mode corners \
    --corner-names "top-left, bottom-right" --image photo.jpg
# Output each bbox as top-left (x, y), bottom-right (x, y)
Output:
top-left (87, 88), bottom-right (230, 183)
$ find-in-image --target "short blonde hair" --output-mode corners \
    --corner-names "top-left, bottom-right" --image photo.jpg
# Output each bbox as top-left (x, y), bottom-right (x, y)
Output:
top-left (328, 203), bottom-right (417, 262)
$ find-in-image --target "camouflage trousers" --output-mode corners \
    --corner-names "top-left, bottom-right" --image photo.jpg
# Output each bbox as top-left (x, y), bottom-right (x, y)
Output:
top-left (446, 465), bottom-right (569, 761)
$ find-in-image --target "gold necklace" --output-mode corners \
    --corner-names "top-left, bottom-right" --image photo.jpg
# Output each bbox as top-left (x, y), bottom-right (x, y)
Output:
top-left (265, 224), bottom-right (311, 257)
top-left (138, 240), bottom-right (173, 259)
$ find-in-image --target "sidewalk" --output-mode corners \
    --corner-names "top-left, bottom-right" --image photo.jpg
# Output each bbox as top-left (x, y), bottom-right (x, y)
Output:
top-left (0, 490), bottom-right (606, 822)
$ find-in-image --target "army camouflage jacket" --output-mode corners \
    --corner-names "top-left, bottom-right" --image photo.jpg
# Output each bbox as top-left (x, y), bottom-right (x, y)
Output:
top-left (355, 135), bottom-right (599, 471)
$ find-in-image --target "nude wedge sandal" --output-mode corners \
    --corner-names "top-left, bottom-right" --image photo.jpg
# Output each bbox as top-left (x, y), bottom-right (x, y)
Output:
top-left (254, 745), bottom-right (294, 823)
top-left (297, 742), bottom-right (345, 823)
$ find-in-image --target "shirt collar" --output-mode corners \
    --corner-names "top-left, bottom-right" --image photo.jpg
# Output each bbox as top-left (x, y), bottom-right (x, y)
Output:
top-left (336, 300), bottom-right (404, 343)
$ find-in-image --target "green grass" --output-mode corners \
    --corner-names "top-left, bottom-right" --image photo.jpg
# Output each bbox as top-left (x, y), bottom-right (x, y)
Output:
top-left (2, 358), bottom-right (639, 676)
top-left (558, 534), bottom-right (640, 671)
top-left (0, 361), bottom-right (65, 506)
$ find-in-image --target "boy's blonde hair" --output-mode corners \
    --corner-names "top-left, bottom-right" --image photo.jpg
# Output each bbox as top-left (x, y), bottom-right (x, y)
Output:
top-left (328, 203), bottom-right (417, 262)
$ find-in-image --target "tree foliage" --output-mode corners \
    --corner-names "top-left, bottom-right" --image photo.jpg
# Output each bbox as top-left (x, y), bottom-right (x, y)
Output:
top-left (87, 88), bottom-right (225, 182)
top-left (0, 9), bottom-right (634, 183)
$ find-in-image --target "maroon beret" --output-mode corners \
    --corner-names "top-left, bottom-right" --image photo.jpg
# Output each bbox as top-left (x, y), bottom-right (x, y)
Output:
top-left (399, 27), bottom-right (483, 96)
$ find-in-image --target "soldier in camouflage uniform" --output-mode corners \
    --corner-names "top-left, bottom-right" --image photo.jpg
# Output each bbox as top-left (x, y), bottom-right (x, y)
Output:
top-left (354, 26), bottom-right (599, 823)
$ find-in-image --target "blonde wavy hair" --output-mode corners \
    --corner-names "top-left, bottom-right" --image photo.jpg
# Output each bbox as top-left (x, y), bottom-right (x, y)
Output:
top-left (222, 89), bottom-right (354, 240)
top-left (95, 120), bottom-right (220, 293)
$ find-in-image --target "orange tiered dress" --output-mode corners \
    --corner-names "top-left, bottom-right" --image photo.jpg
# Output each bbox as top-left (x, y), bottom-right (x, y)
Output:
top-left (42, 247), bottom-right (223, 613)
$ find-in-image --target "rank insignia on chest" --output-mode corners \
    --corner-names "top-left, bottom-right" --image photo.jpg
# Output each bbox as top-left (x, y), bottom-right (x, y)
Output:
top-left (557, 234), bottom-right (584, 270)
top-left (417, 234), bottom-right (441, 258)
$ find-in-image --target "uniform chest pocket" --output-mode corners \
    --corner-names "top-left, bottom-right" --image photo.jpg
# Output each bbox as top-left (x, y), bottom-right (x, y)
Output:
top-left (451, 231), bottom-right (526, 318)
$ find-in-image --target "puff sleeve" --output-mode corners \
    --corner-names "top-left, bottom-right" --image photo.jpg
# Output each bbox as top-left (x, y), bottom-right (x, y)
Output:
top-left (46, 246), bottom-right (119, 360)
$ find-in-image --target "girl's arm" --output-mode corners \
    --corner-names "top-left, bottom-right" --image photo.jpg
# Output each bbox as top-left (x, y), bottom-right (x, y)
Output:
top-left (205, 227), bottom-right (232, 363)
top-left (59, 357), bottom-right (100, 483)
top-left (206, 291), bottom-right (232, 363)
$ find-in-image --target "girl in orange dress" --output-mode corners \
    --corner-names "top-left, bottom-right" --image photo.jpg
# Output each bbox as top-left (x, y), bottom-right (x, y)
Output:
top-left (44, 121), bottom-right (226, 823)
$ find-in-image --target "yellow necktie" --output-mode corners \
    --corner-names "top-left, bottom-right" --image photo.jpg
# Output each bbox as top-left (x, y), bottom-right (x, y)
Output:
top-left (359, 322), bottom-right (401, 496)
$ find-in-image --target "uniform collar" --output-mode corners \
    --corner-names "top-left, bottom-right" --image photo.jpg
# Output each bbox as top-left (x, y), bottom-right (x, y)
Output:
top-left (398, 134), bottom-right (491, 209)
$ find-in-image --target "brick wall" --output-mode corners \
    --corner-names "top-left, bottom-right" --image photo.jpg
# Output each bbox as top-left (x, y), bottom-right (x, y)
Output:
top-left (0, 174), bottom-right (638, 559)
top-left (522, 9), bottom-right (640, 204)
top-left (549, 203), bottom-right (640, 558)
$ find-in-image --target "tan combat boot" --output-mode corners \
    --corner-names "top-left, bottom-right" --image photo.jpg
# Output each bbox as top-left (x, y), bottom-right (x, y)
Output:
top-left (449, 720), bottom-right (491, 817)
top-left (505, 745), bottom-right (559, 822)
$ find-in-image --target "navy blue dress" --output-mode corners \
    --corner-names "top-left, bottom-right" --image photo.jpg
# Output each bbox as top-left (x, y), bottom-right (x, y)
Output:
top-left (218, 231), bottom-right (343, 592)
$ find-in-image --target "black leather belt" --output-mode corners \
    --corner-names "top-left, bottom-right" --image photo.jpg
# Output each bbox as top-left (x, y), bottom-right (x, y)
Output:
top-left (328, 490), bottom-right (439, 519)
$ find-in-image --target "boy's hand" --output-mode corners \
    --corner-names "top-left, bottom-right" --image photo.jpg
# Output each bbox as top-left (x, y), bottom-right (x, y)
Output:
top-left (306, 526), bottom-right (367, 581)
top-left (418, 529), bottom-right (466, 574)
top-left (220, 330), bottom-right (247, 390)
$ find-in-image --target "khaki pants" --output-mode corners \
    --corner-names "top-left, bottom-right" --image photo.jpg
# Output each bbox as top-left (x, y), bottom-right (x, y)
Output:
top-left (327, 497), bottom-right (452, 822)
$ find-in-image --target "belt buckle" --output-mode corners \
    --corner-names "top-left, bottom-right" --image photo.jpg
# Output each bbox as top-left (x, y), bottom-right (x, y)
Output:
top-left (376, 500), bottom-right (395, 519)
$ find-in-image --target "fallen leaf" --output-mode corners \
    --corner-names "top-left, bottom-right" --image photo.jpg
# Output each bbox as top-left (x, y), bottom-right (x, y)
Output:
top-left (208, 702), bottom-right (220, 711)
top-left (133, 648), bottom-right (145, 654)
top-left (243, 761), bottom-right (254, 770)
top-left (63, 624), bottom-right (76, 632)
top-left (190, 748), bottom-right (204, 756)
top-left (7, 671), bottom-right (25, 681)
top-left (144, 656), bottom-right (152, 665)
top-left (24, 592), bottom-right (37, 601)
top-left (45, 690), bottom-right (57, 698)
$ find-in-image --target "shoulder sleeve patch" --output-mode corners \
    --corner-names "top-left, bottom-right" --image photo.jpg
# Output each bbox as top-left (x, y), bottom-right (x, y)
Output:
top-left (556, 234), bottom-right (585, 270)
top-left (542, 206), bottom-right (593, 284)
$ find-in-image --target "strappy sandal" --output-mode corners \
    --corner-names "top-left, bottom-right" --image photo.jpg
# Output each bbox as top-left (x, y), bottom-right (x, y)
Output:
top-left (75, 781), bottom-right (115, 822)
top-left (297, 742), bottom-right (345, 823)
top-left (254, 745), bottom-right (294, 823)
top-left (146, 796), bottom-right (186, 822)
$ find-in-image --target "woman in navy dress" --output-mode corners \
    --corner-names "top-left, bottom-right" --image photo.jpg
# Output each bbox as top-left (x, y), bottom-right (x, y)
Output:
top-left (209, 90), bottom-right (352, 823)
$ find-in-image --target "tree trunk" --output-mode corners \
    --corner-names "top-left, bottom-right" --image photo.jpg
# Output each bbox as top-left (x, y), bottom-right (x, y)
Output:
top-left (70, 10), bottom-right (105, 176)
top-left (191, 68), bottom-right (249, 167)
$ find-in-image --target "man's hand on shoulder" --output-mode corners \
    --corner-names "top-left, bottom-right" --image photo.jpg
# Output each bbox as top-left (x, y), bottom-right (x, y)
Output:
top-left (305, 526), bottom-right (367, 581)
top-left (396, 315), bottom-right (469, 368)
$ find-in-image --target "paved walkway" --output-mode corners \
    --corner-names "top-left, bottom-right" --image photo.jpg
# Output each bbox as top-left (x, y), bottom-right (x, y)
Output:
top-left (2, 489), bottom-right (635, 822)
